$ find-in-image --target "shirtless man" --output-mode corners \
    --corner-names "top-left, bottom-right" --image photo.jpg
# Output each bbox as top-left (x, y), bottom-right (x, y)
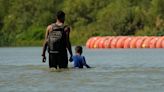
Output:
top-left (41, 10), bottom-right (73, 69)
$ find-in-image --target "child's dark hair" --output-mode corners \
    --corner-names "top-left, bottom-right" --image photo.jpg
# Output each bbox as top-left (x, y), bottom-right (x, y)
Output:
top-left (56, 10), bottom-right (65, 20)
top-left (75, 46), bottom-right (83, 54)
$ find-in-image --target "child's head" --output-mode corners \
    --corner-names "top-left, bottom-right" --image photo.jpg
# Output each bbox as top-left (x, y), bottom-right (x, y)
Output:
top-left (75, 46), bottom-right (83, 55)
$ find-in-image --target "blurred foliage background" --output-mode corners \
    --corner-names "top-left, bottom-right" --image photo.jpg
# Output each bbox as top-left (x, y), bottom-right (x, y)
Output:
top-left (0, 0), bottom-right (164, 46)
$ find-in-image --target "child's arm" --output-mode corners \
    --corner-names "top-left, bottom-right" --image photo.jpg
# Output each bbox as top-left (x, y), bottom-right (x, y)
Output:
top-left (82, 56), bottom-right (91, 68)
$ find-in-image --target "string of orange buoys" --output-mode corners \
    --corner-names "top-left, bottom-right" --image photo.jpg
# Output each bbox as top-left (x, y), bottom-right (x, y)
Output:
top-left (86, 36), bottom-right (164, 48)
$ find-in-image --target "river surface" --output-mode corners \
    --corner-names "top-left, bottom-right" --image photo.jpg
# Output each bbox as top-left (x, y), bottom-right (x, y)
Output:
top-left (0, 47), bottom-right (164, 92)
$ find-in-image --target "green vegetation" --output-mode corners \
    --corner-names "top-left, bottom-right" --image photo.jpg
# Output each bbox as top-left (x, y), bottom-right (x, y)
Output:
top-left (0, 0), bottom-right (164, 46)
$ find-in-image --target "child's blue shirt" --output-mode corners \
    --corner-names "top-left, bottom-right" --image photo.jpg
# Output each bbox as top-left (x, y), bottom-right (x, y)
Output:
top-left (72, 55), bottom-right (90, 68)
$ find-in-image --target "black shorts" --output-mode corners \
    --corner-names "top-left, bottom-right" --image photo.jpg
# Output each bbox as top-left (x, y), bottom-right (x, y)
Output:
top-left (49, 52), bottom-right (68, 68)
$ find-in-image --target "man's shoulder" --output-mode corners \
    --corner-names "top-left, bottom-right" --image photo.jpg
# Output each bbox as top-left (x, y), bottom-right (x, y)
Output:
top-left (64, 25), bottom-right (70, 32)
top-left (47, 23), bottom-right (57, 32)
top-left (47, 24), bottom-right (53, 30)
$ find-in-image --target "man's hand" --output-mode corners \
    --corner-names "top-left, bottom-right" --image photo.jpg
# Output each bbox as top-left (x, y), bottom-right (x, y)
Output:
top-left (42, 55), bottom-right (46, 63)
top-left (69, 56), bottom-right (73, 62)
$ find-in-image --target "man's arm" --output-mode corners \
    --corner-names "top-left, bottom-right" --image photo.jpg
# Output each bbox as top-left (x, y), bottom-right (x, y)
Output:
top-left (41, 25), bottom-right (51, 62)
top-left (65, 26), bottom-right (73, 59)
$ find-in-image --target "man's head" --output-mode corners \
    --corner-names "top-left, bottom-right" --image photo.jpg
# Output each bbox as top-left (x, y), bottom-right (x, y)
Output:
top-left (75, 46), bottom-right (83, 55)
top-left (56, 10), bottom-right (65, 23)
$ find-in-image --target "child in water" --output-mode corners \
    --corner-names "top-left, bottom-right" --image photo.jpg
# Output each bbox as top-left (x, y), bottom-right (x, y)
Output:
top-left (72, 46), bottom-right (91, 68)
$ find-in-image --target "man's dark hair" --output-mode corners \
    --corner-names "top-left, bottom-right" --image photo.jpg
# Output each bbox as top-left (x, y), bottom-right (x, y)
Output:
top-left (56, 10), bottom-right (65, 21)
top-left (75, 46), bottom-right (83, 54)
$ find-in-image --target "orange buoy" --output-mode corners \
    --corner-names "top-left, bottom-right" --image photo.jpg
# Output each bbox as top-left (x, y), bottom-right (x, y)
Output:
top-left (89, 37), bottom-right (101, 48)
top-left (156, 37), bottom-right (164, 48)
top-left (111, 37), bottom-right (120, 48)
top-left (136, 37), bottom-right (147, 48)
top-left (162, 39), bottom-right (164, 48)
top-left (86, 36), bottom-right (164, 49)
top-left (94, 38), bottom-right (103, 48)
top-left (124, 37), bottom-right (132, 48)
top-left (130, 37), bottom-right (140, 48)
top-left (86, 37), bottom-right (93, 48)
top-left (116, 37), bottom-right (127, 48)
top-left (142, 37), bottom-right (154, 48)
top-left (104, 37), bottom-right (114, 48)
top-left (149, 37), bottom-right (159, 48)
top-left (98, 37), bottom-right (109, 48)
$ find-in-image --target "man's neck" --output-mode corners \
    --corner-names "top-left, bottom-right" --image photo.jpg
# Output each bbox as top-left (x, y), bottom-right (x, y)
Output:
top-left (56, 20), bottom-right (64, 26)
